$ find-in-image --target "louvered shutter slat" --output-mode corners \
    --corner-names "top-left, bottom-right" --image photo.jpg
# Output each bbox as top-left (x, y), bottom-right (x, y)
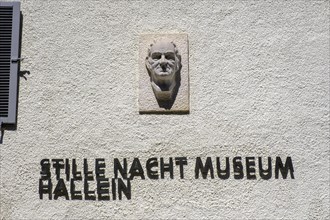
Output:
top-left (0, 6), bottom-right (12, 118)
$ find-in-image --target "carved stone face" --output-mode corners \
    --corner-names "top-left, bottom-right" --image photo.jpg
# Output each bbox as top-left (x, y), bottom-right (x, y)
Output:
top-left (146, 39), bottom-right (181, 103)
top-left (147, 41), bottom-right (177, 86)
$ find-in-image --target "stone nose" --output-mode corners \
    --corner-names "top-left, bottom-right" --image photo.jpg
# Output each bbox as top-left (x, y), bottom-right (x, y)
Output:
top-left (160, 55), bottom-right (167, 67)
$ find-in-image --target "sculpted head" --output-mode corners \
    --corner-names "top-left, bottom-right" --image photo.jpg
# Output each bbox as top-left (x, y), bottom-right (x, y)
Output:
top-left (146, 39), bottom-right (181, 104)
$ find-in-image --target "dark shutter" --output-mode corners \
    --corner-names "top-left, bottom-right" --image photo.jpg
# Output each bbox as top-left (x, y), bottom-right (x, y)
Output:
top-left (0, 2), bottom-right (20, 128)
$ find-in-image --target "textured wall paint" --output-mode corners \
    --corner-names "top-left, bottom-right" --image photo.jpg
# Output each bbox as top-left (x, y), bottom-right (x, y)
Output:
top-left (0, 0), bottom-right (329, 219)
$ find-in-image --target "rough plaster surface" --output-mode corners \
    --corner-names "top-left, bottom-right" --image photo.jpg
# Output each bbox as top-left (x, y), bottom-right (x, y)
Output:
top-left (139, 34), bottom-right (189, 113)
top-left (0, 0), bottom-right (329, 219)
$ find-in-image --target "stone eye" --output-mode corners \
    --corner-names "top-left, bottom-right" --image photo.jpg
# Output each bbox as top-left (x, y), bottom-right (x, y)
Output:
top-left (152, 54), bottom-right (161, 60)
top-left (165, 54), bottom-right (175, 60)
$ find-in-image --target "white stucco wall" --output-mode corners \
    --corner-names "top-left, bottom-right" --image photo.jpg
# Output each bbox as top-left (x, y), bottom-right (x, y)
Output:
top-left (0, 0), bottom-right (329, 219)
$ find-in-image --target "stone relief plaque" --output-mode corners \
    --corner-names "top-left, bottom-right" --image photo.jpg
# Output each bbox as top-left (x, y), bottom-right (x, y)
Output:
top-left (139, 34), bottom-right (189, 114)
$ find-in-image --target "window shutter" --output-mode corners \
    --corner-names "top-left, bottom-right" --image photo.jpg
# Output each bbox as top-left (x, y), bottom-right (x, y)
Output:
top-left (0, 2), bottom-right (20, 128)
